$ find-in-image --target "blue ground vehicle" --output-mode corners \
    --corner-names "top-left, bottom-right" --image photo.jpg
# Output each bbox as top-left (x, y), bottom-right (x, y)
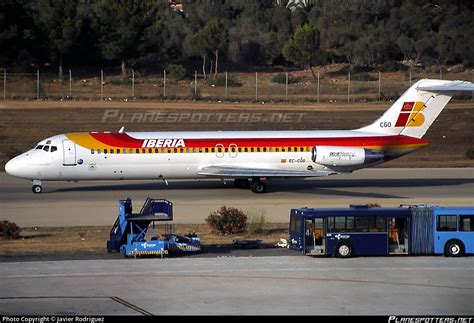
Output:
top-left (107, 197), bottom-right (201, 257)
top-left (289, 205), bottom-right (473, 257)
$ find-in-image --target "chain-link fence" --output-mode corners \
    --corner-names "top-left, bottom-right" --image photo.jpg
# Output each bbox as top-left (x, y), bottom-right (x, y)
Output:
top-left (1, 68), bottom-right (473, 102)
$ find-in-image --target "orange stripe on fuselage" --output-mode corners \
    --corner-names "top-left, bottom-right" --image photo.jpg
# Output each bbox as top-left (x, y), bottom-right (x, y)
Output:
top-left (65, 132), bottom-right (429, 152)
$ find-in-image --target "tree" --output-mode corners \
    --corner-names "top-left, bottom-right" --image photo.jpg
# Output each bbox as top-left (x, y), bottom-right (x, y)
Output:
top-left (36, 0), bottom-right (84, 79)
top-left (282, 23), bottom-right (320, 78)
top-left (92, 0), bottom-right (164, 79)
top-left (196, 18), bottom-right (228, 77)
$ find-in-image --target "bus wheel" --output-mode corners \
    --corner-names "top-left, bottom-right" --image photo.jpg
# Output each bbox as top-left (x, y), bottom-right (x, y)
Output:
top-left (445, 240), bottom-right (464, 257)
top-left (336, 243), bottom-right (352, 258)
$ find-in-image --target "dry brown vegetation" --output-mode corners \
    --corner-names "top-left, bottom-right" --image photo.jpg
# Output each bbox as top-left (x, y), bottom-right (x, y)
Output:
top-left (0, 223), bottom-right (289, 255)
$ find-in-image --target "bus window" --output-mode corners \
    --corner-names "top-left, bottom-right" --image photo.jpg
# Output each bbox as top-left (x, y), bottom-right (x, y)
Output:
top-left (460, 215), bottom-right (474, 231)
top-left (355, 217), bottom-right (369, 232)
top-left (290, 215), bottom-right (297, 232)
top-left (437, 215), bottom-right (457, 231)
top-left (328, 216), bottom-right (347, 233)
top-left (371, 216), bottom-right (385, 232)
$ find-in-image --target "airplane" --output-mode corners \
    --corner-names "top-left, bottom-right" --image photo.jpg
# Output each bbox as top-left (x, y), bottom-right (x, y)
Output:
top-left (4, 79), bottom-right (474, 194)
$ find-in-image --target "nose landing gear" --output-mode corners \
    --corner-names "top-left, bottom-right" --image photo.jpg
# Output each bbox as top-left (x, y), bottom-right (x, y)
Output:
top-left (32, 180), bottom-right (42, 194)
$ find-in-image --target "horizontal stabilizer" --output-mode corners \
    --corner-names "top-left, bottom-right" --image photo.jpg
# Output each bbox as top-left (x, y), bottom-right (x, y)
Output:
top-left (416, 80), bottom-right (474, 92)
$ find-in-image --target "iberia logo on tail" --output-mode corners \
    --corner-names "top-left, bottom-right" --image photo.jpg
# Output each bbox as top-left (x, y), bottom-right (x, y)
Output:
top-left (395, 102), bottom-right (425, 127)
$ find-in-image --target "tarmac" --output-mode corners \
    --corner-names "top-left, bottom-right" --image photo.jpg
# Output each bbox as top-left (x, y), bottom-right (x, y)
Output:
top-left (1, 168), bottom-right (473, 227)
top-left (0, 256), bottom-right (473, 315)
top-left (1, 168), bottom-right (474, 315)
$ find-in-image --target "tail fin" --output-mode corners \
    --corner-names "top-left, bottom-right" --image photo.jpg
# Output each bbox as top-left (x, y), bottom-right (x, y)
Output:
top-left (357, 79), bottom-right (474, 138)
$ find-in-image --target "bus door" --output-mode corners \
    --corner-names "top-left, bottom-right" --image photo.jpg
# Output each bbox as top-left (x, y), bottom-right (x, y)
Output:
top-left (304, 218), bottom-right (325, 255)
top-left (388, 217), bottom-right (409, 254)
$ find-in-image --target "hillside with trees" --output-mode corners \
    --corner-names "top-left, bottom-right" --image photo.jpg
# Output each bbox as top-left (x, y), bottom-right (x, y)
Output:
top-left (1, 0), bottom-right (472, 77)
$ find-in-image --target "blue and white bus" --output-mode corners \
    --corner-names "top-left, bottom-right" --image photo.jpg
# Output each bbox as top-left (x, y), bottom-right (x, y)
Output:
top-left (289, 205), bottom-right (474, 257)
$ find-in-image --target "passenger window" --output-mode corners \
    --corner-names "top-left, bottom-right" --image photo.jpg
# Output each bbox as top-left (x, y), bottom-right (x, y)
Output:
top-left (142, 148), bottom-right (146, 154)
top-left (91, 149), bottom-right (95, 154)
top-left (135, 149), bottom-right (139, 154)
top-left (155, 148), bottom-right (159, 153)
top-left (250, 147), bottom-right (254, 152)
top-left (43, 146), bottom-right (50, 152)
top-left (275, 147), bottom-right (279, 152)
top-left (225, 148), bottom-right (229, 152)
top-left (97, 149), bottom-right (101, 154)
top-left (148, 148), bottom-right (152, 153)
top-left (256, 147), bottom-right (260, 152)
top-left (36, 145), bottom-right (44, 150)
top-left (110, 149), bottom-right (114, 154)
top-left (205, 148), bottom-right (209, 153)
top-left (104, 149), bottom-right (108, 154)
top-left (244, 147), bottom-right (248, 152)
top-left (238, 148), bottom-right (242, 152)
top-left (123, 149), bottom-right (127, 154)
top-left (460, 215), bottom-right (474, 232)
top-left (437, 215), bottom-right (457, 231)
top-left (262, 147), bottom-right (266, 152)
top-left (116, 149), bottom-right (120, 154)
top-left (50, 146), bottom-right (57, 152)
top-left (199, 148), bottom-right (203, 153)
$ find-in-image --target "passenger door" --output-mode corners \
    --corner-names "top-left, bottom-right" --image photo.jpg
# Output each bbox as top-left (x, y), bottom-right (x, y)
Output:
top-left (62, 139), bottom-right (77, 166)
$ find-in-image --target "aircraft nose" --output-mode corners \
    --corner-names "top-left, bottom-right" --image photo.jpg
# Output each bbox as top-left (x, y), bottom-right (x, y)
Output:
top-left (5, 156), bottom-right (21, 177)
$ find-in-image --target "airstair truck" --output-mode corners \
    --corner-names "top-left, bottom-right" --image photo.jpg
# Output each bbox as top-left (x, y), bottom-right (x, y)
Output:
top-left (107, 197), bottom-right (201, 257)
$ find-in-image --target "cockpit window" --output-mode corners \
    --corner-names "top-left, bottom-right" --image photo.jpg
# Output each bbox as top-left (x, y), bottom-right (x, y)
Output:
top-left (43, 146), bottom-right (50, 152)
top-left (50, 146), bottom-right (57, 152)
top-left (46, 140), bottom-right (51, 144)
top-left (36, 145), bottom-right (44, 150)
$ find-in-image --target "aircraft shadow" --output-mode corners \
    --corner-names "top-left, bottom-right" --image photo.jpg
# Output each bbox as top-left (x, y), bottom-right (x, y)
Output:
top-left (50, 178), bottom-right (474, 199)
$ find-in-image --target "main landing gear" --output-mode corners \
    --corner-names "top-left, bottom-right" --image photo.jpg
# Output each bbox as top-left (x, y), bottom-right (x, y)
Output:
top-left (32, 180), bottom-right (42, 194)
top-left (234, 178), bottom-right (267, 193)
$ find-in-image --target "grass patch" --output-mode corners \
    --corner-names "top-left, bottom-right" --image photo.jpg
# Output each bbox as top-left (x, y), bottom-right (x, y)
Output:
top-left (246, 209), bottom-right (267, 235)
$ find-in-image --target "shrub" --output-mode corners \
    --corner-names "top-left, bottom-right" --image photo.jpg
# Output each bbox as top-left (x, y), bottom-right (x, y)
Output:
top-left (466, 149), bottom-right (474, 160)
top-left (206, 206), bottom-right (247, 234)
top-left (0, 220), bottom-right (21, 239)
top-left (351, 72), bottom-right (377, 82)
top-left (166, 64), bottom-right (186, 81)
top-left (271, 73), bottom-right (299, 84)
top-left (207, 75), bottom-right (242, 87)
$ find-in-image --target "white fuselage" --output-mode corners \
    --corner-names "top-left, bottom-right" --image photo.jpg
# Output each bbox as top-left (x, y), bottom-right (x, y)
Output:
top-left (5, 129), bottom-right (417, 182)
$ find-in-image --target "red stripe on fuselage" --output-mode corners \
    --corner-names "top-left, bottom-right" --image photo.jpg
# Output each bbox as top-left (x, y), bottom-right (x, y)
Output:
top-left (88, 132), bottom-right (429, 149)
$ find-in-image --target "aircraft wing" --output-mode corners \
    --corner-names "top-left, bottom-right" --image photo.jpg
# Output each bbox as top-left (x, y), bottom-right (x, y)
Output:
top-left (198, 166), bottom-right (337, 178)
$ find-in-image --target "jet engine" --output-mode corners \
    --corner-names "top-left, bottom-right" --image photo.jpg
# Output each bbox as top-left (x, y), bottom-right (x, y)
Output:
top-left (311, 146), bottom-right (384, 167)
